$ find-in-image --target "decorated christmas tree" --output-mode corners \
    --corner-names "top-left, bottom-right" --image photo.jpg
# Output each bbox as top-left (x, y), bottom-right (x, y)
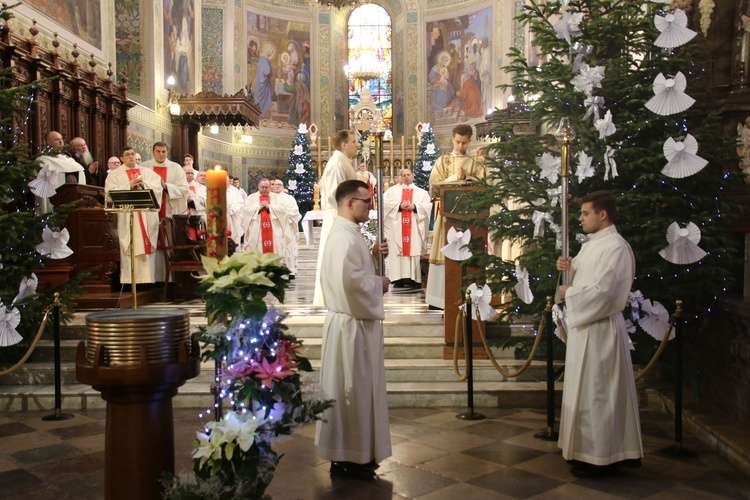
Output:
top-left (0, 58), bottom-right (79, 361)
top-left (284, 124), bottom-right (316, 215)
top-left (469, 0), bottom-right (741, 356)
top-left (412, 122), bottom-right (440, 191)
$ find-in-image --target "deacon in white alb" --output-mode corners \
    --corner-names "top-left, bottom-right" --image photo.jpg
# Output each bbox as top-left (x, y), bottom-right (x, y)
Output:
top-left (183, 165), bottom-right (207, 221)
top-left (226, 178), bottom-right (245, 246)
top-left (271, 179), bottom-right (301, 276)
top-left (383, 168), bottom-right (431, 289)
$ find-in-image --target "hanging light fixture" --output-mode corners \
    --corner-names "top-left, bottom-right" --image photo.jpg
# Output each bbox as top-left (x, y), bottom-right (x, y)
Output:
top-left (307, 0), bottom-right (365, 9)
top-left (347, 48), bottom-right (382, 82)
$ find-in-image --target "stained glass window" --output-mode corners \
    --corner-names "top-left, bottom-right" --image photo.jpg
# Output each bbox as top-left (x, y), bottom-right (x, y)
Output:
top-left (347, 5), bottom-right (392, 108)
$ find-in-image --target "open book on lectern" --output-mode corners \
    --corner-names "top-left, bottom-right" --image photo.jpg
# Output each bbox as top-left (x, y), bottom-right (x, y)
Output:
top-left (106, 189), bottom-right (159, 211)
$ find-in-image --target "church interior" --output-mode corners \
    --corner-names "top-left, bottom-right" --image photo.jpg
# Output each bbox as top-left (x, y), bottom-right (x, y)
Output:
top-left (2, 0), bottom-right (750, 497)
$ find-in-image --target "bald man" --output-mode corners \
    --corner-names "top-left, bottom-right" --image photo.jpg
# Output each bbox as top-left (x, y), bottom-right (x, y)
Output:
top-left (31, 131), bottom-right (86, 213)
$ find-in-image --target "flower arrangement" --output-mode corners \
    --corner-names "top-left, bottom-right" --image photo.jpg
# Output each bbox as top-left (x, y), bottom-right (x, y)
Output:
top-left (163, 250), bottom-right (333, 499)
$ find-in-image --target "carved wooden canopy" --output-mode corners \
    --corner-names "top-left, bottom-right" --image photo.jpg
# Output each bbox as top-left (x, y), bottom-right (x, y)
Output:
top-left (174, 89), bottom-right (260, 127)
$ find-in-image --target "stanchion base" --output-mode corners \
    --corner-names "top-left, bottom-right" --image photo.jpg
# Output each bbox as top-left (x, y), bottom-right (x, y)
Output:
top-left (534, 430), bottom-right (559, 441)
top-left (456, 411), bottom-right (486, 420)
top-left (659, 445), bottom-right (697, 459)
top-left (42, 412), bottom-right (74, 421)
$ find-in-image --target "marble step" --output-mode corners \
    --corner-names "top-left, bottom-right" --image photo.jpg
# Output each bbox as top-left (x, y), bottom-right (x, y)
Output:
top-left (0, 380), bottom-right (564, 411)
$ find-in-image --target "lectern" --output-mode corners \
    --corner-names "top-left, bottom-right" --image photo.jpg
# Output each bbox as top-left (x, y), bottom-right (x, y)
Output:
top-left (439, 185), bottom-right (489, 356)
top-left (106, 189), bottom-right (159, 308)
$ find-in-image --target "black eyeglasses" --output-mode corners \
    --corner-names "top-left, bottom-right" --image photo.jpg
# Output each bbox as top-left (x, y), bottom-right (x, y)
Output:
top-left (350, 197), bottom-right (370, 204)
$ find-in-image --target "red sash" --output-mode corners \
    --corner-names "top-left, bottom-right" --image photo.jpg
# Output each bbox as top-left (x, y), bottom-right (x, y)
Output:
top-left (153, 166), bottom-right (168, 218)
top-left (259, 195), bottom-right (274, 253)
top-left (125, 168), bottom-right (154, 255)
top-left (401, 188), bottom-right (413, 256)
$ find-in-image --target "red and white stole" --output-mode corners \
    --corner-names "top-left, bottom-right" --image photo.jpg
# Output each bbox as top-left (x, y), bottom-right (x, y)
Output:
top-left (400, 187), bottom-right (413, 256)
top-left (125, 168), bottom-right (154, 255)
top-left (152, 165), bottom-right (168, 218)
top-left (259, 194), bottom-right (274, 253)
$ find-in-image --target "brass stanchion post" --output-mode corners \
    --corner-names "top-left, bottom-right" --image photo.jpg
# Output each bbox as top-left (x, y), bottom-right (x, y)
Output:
top-left (457, 291), bottom-right (486, 421)
top-left (534, 297), bottom-right (558, 440)
top-left (42, 292), bottom-right (74, 421)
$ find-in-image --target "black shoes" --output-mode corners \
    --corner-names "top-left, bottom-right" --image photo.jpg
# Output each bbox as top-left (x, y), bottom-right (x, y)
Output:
top-left (330, 461), bottom-right (377, 480)
top-left (570, 463), bottom-right (616, 478)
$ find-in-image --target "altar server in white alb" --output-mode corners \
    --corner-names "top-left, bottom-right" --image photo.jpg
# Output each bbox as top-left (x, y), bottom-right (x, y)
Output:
top-left (105, 147), bottom-right (164, 284)
top-left (241, 178), bottom-right (291, 254)
top-left (316, 180), bottom-right (391, 480)
top-left (312, 129), bottom-right (358, 306)
top-left (226, 177), bottom-right (245, 246)
top-left (183, 165), bottom-right (207, 221)
top-left (271, 179), bottom-right (301, 277)
top-left (556, 191), bottom-right (643, 478)
top-left (383, 168), bottom-right (431, 289)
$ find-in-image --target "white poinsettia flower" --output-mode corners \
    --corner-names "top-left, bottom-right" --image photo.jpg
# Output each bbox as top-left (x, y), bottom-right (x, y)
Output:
top-left (575, 151), bottom-right (595, 182)
top-left (536, 152), bottom-right (560, 184)
top-left (594, 109), bottom-right (616, 139)
top-left (554, 10), bottom-right (584, 44)
top-left (570, 63), bottom-right (605, 96)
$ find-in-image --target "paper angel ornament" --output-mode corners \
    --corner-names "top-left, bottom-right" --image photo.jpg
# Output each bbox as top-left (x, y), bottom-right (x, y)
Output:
top-left (536, 152), bottom-right (560, 184)
top-left (36, 227), bottom-right (74, 259)
top-left (28, 164), bottom-right (59, 198)
top-left (467, 283), bottom-right (499, 321)
top-left (570, 64), bottom-right (605, 97)
top-left (604, 146), bottom-right (618, 180)
top-left (0, 303), bottom-right (22, 347)
top-left (294, 163), bottom-right (305, 174)
top-left (552, 304), bottom-right (567, 341)
top-left (13, 273), bottom-right (38, 305)
top-left (441, 227), bottom-right (472, 261)
top-left (661, 134), bottom-right (708, 178)
top-left (575, 151), bottom-right (595, 183)
top-left (594, 110), bottom-right (616, 139)
top-left (297, 123), bottom-right (308, 134)
top-left (421, 161), bottom-right (433, 172)
top-left (654, 9), bottom-right (697, 49)
top-left (513, 265), bottom-right (534, 305)
top-left (308, 123), bottom-right (318, 143)
top-left (287, 179), bottom-right (298, 191)
top-left (554, 11), bottom-right (584, 44)
top-left (658, 221), bottom-right (707, 265)
top-left (293, 145), bottom-right (304, 156)
top-left (425, 144), bottom-right (436, 155)
top-left (645, 72), bottom-right (695, 116)
top-left (638, 299), bottom-right (674, 341)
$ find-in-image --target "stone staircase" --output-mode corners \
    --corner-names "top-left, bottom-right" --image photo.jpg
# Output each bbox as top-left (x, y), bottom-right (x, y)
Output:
top-left (0, 229), bottom-right (562, 411)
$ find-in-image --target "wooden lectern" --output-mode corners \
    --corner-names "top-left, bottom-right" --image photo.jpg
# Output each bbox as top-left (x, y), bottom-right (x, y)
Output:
top-left (439, 185), bottom-right (489, 357)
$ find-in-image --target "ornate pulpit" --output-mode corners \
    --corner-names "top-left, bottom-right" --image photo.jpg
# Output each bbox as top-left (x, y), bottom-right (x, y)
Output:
top-left (439, 185), bottom-right (489, 356)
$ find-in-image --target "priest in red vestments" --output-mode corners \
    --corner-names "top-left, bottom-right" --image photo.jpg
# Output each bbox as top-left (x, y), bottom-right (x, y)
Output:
top-left (241, 178), bottom-right (291, 254)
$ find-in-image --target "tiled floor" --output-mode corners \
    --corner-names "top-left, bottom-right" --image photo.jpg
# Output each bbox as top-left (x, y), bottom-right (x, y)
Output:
top-left (1, 405), bottom-right (749, 499)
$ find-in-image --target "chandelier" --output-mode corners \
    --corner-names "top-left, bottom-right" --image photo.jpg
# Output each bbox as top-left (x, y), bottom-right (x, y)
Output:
top-left (346, 49), bottom-right (383, 82)
top-left (307, 0), bottom-right (365, 9)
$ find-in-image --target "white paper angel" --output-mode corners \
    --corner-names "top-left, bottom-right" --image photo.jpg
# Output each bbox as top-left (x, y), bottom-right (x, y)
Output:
top-left (308, 123), bottom-right (318, 143)
top-left (287, 179), bottom-right (298, 191)
top-left (293, 145), bottom-right (304, 156)
top-left (594, 109), bottom-right (616, 139)
top-left (425, 143), bottom-right (436, 155)
top-left (654, 9), bottom-right (697, 49)
top-left (467, 283), bottom-right (499, 321)
top-left (513, 265), bottom-right (534, 305)
top-left (28, 164), bottom-right (59, 198)
top-left (575, 151), bottom-right (595, 183)
top-left (603, 145), bottom-right (618, 180)
top-left (0, 302), bottom-right (22, 347)
top-left (297, 123), bottom-right (309, 134)
top-left (661, 134), bottom-right (708, 178)
top-left (536, 152), bottom-right (560, 184)
top-left (552, 303), bottom-right (568, 341)
top-left (554, 11), bottom-right (584, 44)
top-left (13, 273), bottom-right (38, 305)
top-left (658, 221), bottom-right (707, 265)
top-left (294, 163), bottom-right (305, 174)
top-left (441, 227), bottom-right (472, 261)
top-left (421, 161), bottom-right (433, 172)
top-left (36, 227), bottom-right (74, 259)
top-left (570, 63), bottom-right (606, 97)
top-left (638, 299), bottom-right (674, 341)
top-left (645, 72), bottom-right (695, 116)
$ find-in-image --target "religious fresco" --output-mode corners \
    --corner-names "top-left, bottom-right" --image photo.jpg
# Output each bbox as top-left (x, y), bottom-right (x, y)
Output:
top-left (25, 0), bottom-right (102, 49)
top-left (247, 12), bottom-right (311, 130)
top-left (163, 0), bottom-right (195, 94)
top-left (115, 0), bottom-right (143, 97)
top-left (425, 6), bottom-right (493, 127)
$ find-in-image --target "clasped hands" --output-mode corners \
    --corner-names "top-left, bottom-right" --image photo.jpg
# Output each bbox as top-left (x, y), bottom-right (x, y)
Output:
top-left (399, 200), bottom-right (414, 211)
top-left (129, 175), bottom-right (145, 189)
top-left (556, 256), bottom-right (572, 301)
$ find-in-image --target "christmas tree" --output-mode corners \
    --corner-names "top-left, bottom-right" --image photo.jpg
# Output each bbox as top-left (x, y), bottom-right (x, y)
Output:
top-left (0, 52), bottom-right (79, 361)
top-left (412, 123), bottom-right (440, 191)
top-left (284, 124), bottom-right (316, 215)
top-left (469, 0), bottom-right (741, 355)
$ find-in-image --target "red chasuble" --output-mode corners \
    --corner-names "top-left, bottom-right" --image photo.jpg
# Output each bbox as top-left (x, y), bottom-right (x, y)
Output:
top-left (259, 195), bottom-right (274, 253)
top-left (400, 188), bottom-right (413, 256)
top-left (125, 168), bottom-right (154, 254)
top-left (153, 166), bottom-right (168, 218)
